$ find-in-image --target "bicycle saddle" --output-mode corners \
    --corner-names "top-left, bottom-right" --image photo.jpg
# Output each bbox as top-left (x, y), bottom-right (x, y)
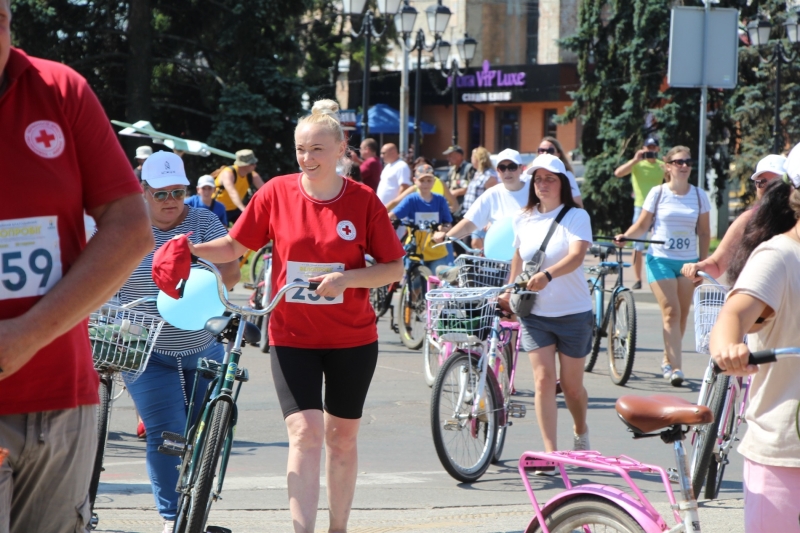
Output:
top-left (615, 395), bottom-right (713, 434)
top-left (588, 243), bottom-right (614, 257)
top-left (204, 316), bottom-right (261, 345)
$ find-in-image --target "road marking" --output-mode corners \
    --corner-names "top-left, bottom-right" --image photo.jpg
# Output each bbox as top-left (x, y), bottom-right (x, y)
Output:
top-left (376, 365), bottom-right (422, 375)
top-left (102, 460), bottom-right (147, 467)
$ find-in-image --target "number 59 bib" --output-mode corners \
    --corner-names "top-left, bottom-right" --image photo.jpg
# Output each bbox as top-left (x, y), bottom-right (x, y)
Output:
top-left (0, 216), bottom-right (63, 301)
top-left (285, 261), bottom-right (344, 305)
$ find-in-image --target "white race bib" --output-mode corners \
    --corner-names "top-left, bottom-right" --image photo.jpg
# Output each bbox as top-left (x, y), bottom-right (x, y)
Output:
top-left (285, 261), bottom-right (344, 305)
top-left (664, 230), bottom-right (693, 251)
top-left (414, 212), bottom-right (439, 226)
top-left (0, 216), bottom-right (62, 301)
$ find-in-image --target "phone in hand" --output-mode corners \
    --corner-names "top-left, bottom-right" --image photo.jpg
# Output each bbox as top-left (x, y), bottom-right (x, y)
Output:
top-left (642, 151), bottom-right (656, 159)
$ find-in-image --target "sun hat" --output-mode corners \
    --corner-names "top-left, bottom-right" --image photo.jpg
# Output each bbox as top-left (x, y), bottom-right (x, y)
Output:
top-left (414, 164), bottom-right (436, 180)
top-left (750, 154), bottom-right (787, 181)
top-left (234, 149), bottom-right (258, 167)
top-left (141, 151), bottom-right (190, 188)
top-left (495, 148), bottom-right (523, 166)
top-left (442, 145), bottom-right (464, 155)
top-left (785, 143), bottom-right (800, 188)
top-left (524, 153), bottom-right (567, 176)
top-left (196, 175), bottom-right (216, 189)
top-left (135, 146), bottom-right (153, 160)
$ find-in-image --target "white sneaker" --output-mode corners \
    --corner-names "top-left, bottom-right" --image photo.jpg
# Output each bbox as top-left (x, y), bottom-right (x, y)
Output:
top-left (661, 363), bottom-right (673, 380)
top-left (533, 466), bottom-right (558, 476)
top-left (162, 520), bottom-right (175, 533)
top-left (671, 370), bottom-right (685, 387)
top-left (573, 429), bottom-right (591, 451)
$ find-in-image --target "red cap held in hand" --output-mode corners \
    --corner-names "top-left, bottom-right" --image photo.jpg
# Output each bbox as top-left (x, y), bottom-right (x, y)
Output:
top-left (152, 233), bottom-right (194, 299)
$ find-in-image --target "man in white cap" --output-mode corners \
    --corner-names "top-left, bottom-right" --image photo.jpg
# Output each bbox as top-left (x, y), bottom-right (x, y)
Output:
top-left (213, 149), bottom-right (265, 224)
top-left (0, 2), bottom-right (153, 529)
top-left (682, 153), bottom-right (787, 282)
top-left (185, 175), bottom-right (228, 226)
top-left (133, 145), bottom-right (153, 182)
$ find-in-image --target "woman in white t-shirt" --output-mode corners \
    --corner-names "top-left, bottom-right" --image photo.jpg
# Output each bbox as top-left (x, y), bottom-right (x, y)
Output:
top-left (710, 172), bottom-right (800, 533)
top-left (535, 136), bottom-right (583, 208)
top-left (615, 146), bottom-right (711, 386)
top-left (501, 154), bottom-right (593, 465)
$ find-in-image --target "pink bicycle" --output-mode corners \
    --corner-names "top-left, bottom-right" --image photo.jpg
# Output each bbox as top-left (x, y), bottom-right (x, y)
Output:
top-left (518, 349), bottom-right (797, 533)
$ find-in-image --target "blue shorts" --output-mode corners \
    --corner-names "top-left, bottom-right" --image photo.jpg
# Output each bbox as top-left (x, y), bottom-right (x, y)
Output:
top-left (519, 311), bottom-right (593, 357)
top-left (645, 254), bottom-right (697, 283)
top-left (632, 206), bottom-right (651, 252)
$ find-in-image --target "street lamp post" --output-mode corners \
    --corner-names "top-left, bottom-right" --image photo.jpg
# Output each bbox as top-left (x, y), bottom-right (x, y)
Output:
top-left (396, 0), bottom-right (452, 159)
top-left (342, 0), bottom-right (403, 139)
top-left (747, 14), bottom-right (800, 154)
top-left (435, 34), bottom-right (478, 147)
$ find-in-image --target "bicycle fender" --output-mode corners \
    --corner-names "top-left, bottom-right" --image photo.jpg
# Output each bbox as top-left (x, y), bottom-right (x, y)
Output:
top-left (417, 265), bottom-right (433, 280)
top-left (524, 484), bottom-right (667, 533)
top-left (612, 286), bottom-right (631, 299)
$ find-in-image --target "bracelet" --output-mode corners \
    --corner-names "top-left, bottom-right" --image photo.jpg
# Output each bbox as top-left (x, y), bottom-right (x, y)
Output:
top-left (543, 270), bottom-right (552, 282)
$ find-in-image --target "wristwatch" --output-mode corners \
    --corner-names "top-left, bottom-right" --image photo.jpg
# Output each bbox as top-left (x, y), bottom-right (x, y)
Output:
top-left (543, 270), bottom-right (552, 282)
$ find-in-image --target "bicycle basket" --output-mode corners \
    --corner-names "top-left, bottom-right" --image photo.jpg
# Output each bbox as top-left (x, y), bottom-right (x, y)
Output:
top-left (426, 287), bottom-right (500, 343)
top-left (455, 255), bottom-right (511, 288)
top-left (693, 283), bottom-right (729, 355)
top-left (88, 303), bottom-right (164, 380)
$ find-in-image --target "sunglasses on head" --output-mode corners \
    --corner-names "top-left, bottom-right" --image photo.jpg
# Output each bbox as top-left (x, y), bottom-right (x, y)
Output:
top-left (668, 158), bottom-right (692, 167)
top-left (496, 163), bottom-right (519, 172)
top-left (148, 189), bottom-right (187, 202)
top-left (537, 147), bottom-right (556, 155)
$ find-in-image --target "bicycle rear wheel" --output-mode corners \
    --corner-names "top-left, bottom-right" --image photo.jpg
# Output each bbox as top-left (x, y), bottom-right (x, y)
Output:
top-left (399, 271), bottom-right (426, 350)
top-left (607, 291), bottom-right (637, 386)
top-left (492, 343), bottom-right (514, 464)
top-left (584, 280), bottom-right (602, 372)
top-left (525, 495), bottom-right (645, 533)
top-left (184, 401), bottom-right (231, 533)
top-left (690, 371), bottom-right (728, 500)
top-left (431, 350), bottom-right (498, 482)
top-left (89, 374), bottom-right (113, 516)
top-left (423, 334), bottom-right (441, 387)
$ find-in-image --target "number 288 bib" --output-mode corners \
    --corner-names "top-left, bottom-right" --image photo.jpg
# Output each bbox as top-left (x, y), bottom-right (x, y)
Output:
top-left (0, 216), bottom-right (63, 301)
top-left (285, 261), bottom-right (344, 305)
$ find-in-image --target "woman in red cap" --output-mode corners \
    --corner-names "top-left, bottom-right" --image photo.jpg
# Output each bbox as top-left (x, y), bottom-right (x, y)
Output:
top-left (188, 99), bottom-right (404, 533)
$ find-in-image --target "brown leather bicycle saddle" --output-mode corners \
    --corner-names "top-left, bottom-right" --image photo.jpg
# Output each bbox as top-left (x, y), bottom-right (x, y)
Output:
top-left (615, 395), bottom-right (713, 434)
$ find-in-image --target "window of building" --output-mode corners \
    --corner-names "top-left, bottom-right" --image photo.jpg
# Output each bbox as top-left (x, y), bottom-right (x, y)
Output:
top-left (544, 108), bottom-right (558, 139)
top-left (468, 110), bottom-right (484, 154)
top-left (526, 1), bottom-right (539, 64)
top-left (496, 108), bottom-right (520, 152)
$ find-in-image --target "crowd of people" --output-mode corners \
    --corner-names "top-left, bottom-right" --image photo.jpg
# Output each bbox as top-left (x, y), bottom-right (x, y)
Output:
top-left (2, 6), bottom-right (799, 530)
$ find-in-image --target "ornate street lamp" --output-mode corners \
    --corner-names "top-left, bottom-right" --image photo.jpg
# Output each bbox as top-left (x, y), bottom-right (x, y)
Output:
top-left (436, 33), bottom-right (477, 147)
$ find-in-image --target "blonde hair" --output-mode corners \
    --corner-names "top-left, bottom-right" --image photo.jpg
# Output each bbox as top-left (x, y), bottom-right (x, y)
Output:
top-left (296, 99), bottom-right (345, 143)
top-left (663, 145), bottom-right (691, 183)
top-left (471, 147), bottom-right (492, 173)
top-left (541, 136), bottom-right (574, 173)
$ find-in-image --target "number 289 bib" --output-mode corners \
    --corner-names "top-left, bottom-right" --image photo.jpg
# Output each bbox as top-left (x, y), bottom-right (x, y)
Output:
top-left (0, 216), bottom-right (63, 301)
top-left (285, 261), bottom-right (344, 305)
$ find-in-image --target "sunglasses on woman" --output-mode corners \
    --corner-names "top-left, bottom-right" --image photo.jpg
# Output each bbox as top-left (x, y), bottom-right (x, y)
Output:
top-left (668, 158), bottom-right (693, 167)
top-left (496, 163), bottom-right (519, 172)
top-left (537, 147), bottom-right (556, 155)
top-left (148, 189), bottom-right (187, 202)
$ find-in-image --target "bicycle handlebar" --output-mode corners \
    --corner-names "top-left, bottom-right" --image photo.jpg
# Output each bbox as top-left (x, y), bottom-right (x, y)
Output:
top-left (194, 257), bottom-right (318, 317)
top-left (696, 271), bottom-right (727, 289)
top-left (431, 236), bottom-right (481, 255)
top-left (713, 347), bottom-right (800, 374)
top-left (593, 235), bottom-right (666, 245)
top-left (120, 296), bottom-right (157, 309)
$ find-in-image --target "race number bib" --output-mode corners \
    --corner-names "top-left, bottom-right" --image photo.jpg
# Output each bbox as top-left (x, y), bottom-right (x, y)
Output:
top-left (0, 217), bottom-right (62, 301)
top-left (415, 212), bottom-right (439, 226)
top-left (665, 230), bottom-right (693, 251)
top-left (285, 261), bottom-right (344, 305)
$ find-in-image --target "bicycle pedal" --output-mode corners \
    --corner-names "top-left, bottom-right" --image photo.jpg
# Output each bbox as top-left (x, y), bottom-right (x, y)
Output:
top-left (667, 468), bottom-right (680, 484)
top-left (161, 431), bottom-right (187, 444)
top-left (443, 419), bottom-right (460, 431)
top-left (508, 403), bottom-right (527, 418)
top-left (158, 444), bottom-right (185, 456)
top-left (243, 283), bottom-right (256, 290)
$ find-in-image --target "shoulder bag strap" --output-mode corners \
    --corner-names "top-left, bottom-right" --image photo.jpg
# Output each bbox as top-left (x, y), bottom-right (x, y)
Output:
top-left (694, 184), bottom-right (701, 234)
top-left (649, 184), bottom-right (665, 231)
top-left (538, 205), bottom-right (572, 253)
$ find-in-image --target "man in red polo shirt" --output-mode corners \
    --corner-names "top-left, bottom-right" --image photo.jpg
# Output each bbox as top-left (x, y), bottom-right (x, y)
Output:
top-left (0, 2), bottom-right (153, 531)
top-left (348, 137), bottom-right (382, 192)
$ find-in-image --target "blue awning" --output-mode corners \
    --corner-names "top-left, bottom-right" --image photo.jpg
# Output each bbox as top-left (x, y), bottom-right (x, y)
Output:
top-left (354, 103), bottom-right (436, 135)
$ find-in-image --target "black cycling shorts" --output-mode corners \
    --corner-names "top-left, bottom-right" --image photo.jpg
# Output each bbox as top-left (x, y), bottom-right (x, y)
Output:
top-left (270, 341), bottom-right (379, 420)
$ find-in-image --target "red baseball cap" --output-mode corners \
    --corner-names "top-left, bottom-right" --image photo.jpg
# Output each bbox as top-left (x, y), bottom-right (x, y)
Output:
top-left (152, 233), bottom-right (194, 299)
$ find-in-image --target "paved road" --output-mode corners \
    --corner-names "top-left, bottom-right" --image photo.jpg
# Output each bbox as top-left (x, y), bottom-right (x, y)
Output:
top-left (95, 273), bottom-right (745, 532)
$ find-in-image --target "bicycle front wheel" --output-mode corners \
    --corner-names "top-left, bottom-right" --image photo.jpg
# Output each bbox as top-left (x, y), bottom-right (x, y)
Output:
top-left (185, 401), bottom-right (231, 533)
top-left (431, 350), bottom-right (498, 482)
top-left (492, 343), bottom-right (514, 464)
top-left (399, 273), bottom-right (426, 350)
top-left (607, 291), bottom-right (637, 386)
top-left (690, 371), bottom-right (728, 500)
top-left (89, 375), bottom-right (113, 514)
top-left (252, 259), bottom-right (271, 354)
top-left (584, 280), bottom-right (602, 372)
top-left (525, 495), bottom-right (645, 533)
top-left (423, 334), bottom-right (441, 387)
top-left (705, 391), bottom-right (736, 500)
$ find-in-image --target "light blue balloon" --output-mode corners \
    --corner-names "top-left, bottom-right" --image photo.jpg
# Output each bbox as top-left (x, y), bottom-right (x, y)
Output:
top-left (157, 268), bottom-right (227, 331)
top-left (483, 216), bottom-right (516, 261)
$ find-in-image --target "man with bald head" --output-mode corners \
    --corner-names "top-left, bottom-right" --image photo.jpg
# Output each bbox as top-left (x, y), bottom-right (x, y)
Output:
top-left (376, 143), bottom-right (412, 205)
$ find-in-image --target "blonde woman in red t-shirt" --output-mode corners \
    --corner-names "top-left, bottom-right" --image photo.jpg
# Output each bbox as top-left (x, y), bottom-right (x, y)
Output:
top-left (189, 99), bottom-right (405, 533)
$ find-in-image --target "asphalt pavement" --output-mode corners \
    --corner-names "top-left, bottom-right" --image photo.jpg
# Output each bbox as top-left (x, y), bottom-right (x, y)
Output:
top-left (94, 258), bottom-right (745, 533)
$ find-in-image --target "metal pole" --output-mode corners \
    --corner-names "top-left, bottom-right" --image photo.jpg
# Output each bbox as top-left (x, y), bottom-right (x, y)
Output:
top-left (774, 44), bottom-right (782, 154)
top-left (414, 32), bottom-right (423, 159)
top-left (697, 0), bottom-right (710, 191)
top-left (451, 61), bottom-right (458, 146)
top-left (361, 12), bottom-right (372, 139)
top-left (399, 37), bottom-right (410, 159)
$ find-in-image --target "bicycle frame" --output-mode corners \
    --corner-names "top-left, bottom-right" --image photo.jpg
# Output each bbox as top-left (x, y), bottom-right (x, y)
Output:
top-left (587, 245), bottom-right (630, 333)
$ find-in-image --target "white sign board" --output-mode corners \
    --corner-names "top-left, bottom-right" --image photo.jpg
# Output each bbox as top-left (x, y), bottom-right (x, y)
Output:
top-left (668, 7), bottom-right (739, 89)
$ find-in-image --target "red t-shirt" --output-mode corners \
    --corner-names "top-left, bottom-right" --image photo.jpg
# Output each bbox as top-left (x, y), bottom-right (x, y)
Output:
top-left (0, 48), bottom-right (143, 416)
top-left (230, 174), bottom-right (405, 349)
top-left (359, 156), bottom-right (382, 192)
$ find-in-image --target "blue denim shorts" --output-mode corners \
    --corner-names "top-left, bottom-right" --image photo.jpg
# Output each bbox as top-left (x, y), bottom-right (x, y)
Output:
top-left (519, 310), bottom-right (593, 357)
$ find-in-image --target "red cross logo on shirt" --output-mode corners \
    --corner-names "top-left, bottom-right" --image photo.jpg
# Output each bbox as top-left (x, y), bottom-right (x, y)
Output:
top-left (336, 220), bottom-right (356, 241)
top-left (25, 121), bottom-right (66, 159)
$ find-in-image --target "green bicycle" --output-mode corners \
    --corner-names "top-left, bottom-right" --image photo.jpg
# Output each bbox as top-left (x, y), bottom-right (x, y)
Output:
top-left (160, 258), bottom-right (315, 533)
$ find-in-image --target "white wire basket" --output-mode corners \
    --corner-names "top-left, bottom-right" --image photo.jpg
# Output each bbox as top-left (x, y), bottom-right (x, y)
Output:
top-left (88, 303), bottom-right (164, 381)
top-left (454, 255), bottom-right (511, 288)
top-left (426, 287), bottom-right (501, 343)
top-left (693, 283), bottom-right (729, 355)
